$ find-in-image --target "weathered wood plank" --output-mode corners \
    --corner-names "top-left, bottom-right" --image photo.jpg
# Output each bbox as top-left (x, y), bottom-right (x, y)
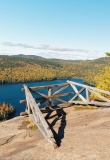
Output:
top-left (20, 97), bottom-right (44, 103)
top-left (53, 85), bottom-right (69, 96)
top-left (56, 92), bottom-right (73, 97)
top-left (67, 80), bottom-right (110, 95)
top-left (69, 87), bottom-right (85, 102)
top-left (48, 87), bottom-right (52, 108)
top-left (53, 97), bottom-right (68, 103)
top-left (89, 89), bottom-right (110, 103)
top-left (67, 80), bottom-right (89, 88)
top-left (30, 90), bottom-right (49, 99)
top-left (22, 83), bottom-right (69, 91)
top-left (69, 82), bottom-right (87, 102)
top-left (86, 87), bottom-right (90, 102)
top-left (24, 88), bottom-right (31, 114)
top-left (37, 98), bottom-right (48, 107)
top-left (69, 100), bottom-right (110, 107)
top-left (90, 87), bottom-right (110, 95)
top-left (20, 92), bottom-right (73, 104)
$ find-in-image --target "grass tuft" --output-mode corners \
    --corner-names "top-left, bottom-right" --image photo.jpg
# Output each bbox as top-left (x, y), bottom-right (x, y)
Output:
top-left (74, 105), bottom-right (98, 110)
top-left (18, 119), bottom-right (37, 130)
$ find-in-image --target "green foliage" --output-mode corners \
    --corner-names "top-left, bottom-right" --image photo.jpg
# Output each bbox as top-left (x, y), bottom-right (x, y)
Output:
top-left (0, 103), bottom-right (15, 121)
top-left (105, 52), bottom-right (110, 56)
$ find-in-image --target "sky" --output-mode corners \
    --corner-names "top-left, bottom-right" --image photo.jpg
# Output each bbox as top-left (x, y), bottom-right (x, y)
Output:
top-left (0, 0), bottom-right (110, 60)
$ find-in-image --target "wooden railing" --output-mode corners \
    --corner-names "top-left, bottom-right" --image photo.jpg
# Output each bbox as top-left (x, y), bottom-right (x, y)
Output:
top-left (21, 82), bottom-right (72, 109)
top-left (67, 80), bottom-right (110, 107)
top-left (20, 81), bottom-right (110, 148)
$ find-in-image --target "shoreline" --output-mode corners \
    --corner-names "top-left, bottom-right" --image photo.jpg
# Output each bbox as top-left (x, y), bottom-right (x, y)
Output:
top-left (0, 77), bottom-right (84, 85)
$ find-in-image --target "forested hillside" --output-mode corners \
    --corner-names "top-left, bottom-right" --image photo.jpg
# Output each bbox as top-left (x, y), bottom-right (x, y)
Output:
top-left (94, 55), bottom-right (110, 95)
top-left (0, 55), bottom-right (110, 90)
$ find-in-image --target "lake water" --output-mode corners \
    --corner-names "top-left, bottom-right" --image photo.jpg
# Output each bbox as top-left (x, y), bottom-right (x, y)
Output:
top-left (0, 78), bottom-right (85, 117)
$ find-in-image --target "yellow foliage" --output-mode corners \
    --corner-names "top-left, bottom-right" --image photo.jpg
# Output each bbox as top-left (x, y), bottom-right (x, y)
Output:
top-left (93, 66), bottom-right (110, 99)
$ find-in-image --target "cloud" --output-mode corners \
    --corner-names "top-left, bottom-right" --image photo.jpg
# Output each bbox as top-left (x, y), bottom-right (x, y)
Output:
top-left (0, 44), bottom-right (105, 60)
top-left (2, 42), bottom-right (90, 52)
top-left (2, 42), bottom-right (105, 60)
top-left (38, 44), bottom-right (90, 52)
top-left (2, 42), bottom-right (37, 49)
top-left (36, 51), bottom-right (105, 60)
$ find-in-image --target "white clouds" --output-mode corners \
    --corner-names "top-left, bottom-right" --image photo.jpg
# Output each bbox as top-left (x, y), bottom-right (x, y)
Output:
top-left (1, 42), bottom-right (105, 60)
top-left (2, 42), bottom-right (37, 49)
top-left (2, 42), bottom-right (90, 52)
top-left (36, 51), bottom-right (105, 60)
top-left (38, 44), bottom-right (90, 52)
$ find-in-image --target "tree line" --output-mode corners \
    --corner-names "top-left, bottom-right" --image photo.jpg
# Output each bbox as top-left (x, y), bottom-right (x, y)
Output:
top-left (0, 55), bottom-right (110, 94)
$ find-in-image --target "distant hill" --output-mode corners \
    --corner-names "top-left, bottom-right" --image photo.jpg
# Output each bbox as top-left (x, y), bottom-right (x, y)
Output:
top-left (15, 54), bottom-right (83, 62)
top-left (0, 55), bottom-right (110, 85)
top-left (15, 54), bottom-right (46, 60)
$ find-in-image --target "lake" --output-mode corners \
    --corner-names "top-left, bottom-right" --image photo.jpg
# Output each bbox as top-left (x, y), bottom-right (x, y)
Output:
top-left (0, 78), bottom-right (85, 117)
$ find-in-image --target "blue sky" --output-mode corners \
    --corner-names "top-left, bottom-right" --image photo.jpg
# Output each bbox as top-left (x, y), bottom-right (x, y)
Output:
top-left (0, 0), bottom-right (110, 60)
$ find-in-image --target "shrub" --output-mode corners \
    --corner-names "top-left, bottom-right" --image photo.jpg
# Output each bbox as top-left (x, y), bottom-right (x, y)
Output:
top-left (0, 103), bottom-right (15, 121)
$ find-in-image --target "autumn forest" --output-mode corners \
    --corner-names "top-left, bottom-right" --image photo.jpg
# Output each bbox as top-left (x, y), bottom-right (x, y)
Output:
top-left (0, 54), bottom-right (110, 93)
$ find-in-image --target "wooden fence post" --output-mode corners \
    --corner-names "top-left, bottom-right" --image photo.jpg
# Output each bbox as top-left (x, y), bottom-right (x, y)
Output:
top-left (86, 87), bottom-right (90, 102)
top-left (48, 87), bottom-right (52, 107)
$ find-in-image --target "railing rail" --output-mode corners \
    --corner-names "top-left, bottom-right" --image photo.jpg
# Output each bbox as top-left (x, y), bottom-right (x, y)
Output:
top-left (21, 80), bottom-right (110, 107)
top-left (23, 84), bottom-right (57, 148)
top-left (67, 80), bottom-right (110, 107)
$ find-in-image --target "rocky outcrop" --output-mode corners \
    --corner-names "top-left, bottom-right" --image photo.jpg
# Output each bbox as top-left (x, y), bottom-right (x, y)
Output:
top-left (1, 107), bottom-right (110, 160)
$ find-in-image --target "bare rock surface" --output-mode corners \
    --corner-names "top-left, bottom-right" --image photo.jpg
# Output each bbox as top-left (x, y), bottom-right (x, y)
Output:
top-left (1, 107), bottom-right (110, 160)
